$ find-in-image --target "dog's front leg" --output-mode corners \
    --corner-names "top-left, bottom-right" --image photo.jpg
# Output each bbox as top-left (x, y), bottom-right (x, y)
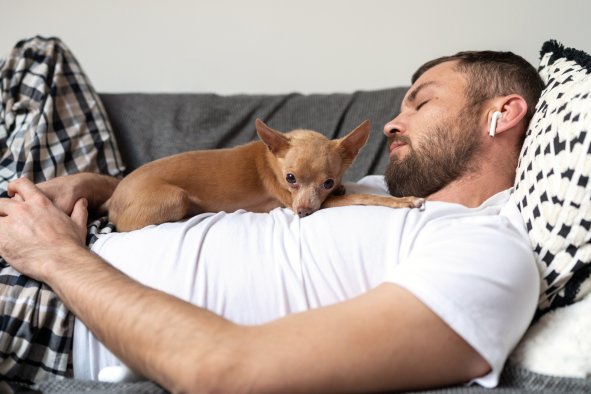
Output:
top-left (322, 194), bottom-right (425, 209)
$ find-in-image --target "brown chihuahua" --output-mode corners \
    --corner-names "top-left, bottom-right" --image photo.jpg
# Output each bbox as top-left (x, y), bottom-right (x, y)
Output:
top-left (106, 119), bottom-right (423, 231)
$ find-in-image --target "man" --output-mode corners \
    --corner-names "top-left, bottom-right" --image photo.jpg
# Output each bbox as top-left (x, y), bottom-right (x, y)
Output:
top-left (0, 49), bottom-right (543, 392)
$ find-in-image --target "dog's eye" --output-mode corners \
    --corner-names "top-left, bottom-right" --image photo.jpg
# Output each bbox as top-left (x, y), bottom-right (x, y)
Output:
top-left (323, 179), bottom-right (335, 189)
top-left (286, 173), bottom-right (296, 184)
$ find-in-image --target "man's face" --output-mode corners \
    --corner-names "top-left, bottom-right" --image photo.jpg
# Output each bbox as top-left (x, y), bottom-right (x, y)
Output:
top-left (384, 61), bottom-right (484, 198)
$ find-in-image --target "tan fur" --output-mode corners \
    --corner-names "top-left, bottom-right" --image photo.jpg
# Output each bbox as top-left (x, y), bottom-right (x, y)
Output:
top-left (107, 119), bottom-right (424, 231)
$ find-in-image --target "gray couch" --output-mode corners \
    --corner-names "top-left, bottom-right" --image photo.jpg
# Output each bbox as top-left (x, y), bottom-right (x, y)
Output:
top-left (100, 89), bottom-right (404, 182)
top-left (9, 88), bottom-right (591, 393)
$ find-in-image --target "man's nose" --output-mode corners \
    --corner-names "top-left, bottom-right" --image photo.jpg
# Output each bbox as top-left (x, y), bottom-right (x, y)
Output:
top-left (383, 116), bottom-right (403, 137)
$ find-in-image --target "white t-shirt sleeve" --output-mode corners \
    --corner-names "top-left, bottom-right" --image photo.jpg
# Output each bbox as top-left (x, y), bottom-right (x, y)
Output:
top-left (386, 204), bottom-right (539, 387)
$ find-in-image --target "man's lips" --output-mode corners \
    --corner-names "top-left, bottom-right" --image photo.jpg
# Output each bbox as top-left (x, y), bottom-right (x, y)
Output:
top-left (389, 141), bottom-right (407, 155)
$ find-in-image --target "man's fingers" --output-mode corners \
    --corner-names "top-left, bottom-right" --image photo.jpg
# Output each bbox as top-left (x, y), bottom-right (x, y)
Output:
top-left (71, 198), bottom-right (88, 226)
top-left (7, 178), bottom-right (43, 200)
top-left (0, 197), bottom-right (16, 216)
top-left (71, 198), bottom-right (89, 242)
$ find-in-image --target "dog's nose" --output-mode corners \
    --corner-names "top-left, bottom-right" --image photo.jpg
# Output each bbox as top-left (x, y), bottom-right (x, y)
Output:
top-left (297, 207), bottom-right (313, 217)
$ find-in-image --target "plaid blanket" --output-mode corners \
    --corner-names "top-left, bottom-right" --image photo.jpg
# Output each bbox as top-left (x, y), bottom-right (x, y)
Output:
top-left (0, 36), bottom-right (125, 383)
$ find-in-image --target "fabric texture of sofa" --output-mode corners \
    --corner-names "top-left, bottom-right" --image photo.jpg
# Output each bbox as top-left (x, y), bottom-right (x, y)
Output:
top-left (2, 39), bottom-right (591, 393)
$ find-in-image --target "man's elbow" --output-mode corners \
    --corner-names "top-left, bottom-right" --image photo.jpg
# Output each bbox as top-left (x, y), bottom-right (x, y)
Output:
top-left (167, 343), bottom-right (259, 394)
top-left (465, 353), bottom-right (492, 382)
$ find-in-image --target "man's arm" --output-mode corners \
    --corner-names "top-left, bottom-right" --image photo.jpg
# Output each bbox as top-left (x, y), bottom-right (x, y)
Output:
top-left (48, 260), bottom-right (491, 393)
top-left (0, 178), bottom-right (489, 393)
top-left (36, 172), bottom-right (120, 214)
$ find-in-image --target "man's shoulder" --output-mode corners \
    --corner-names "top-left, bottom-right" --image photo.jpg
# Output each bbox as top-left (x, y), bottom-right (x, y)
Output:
top-left (344, 175), bottom-right (390, 196)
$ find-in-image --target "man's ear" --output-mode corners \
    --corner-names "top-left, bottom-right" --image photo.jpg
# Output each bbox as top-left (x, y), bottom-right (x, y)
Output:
top-left (486, 95), bottom-right (528, 135)
top-left (256, 119), bottom-right (290, 155)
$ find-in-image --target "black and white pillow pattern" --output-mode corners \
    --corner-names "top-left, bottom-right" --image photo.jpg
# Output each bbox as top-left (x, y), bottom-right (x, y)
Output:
top-left (513, 40), bottom-right (591, 317)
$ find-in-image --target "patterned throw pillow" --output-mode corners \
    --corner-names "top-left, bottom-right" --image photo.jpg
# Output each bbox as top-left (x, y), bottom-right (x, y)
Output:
top-left (513, 40), bottom-right (591, 317)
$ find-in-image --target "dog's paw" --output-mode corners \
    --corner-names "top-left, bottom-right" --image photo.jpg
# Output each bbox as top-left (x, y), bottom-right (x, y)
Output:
top-left (384, 196), bottom-right (425, 209)
top-left (411, 197), bottom-right (426, 209)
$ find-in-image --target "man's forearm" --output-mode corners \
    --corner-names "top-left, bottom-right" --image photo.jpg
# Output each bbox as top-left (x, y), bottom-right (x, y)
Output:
top-left (44, 246), bottom-right (243, 392)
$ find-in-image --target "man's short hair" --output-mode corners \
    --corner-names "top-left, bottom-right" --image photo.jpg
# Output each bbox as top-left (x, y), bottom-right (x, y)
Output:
top-left (413, 51), bottom-right (545, 126)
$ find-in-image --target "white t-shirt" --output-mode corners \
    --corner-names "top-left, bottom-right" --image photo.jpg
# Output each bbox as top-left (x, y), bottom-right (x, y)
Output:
top-left (74, 176), bottom-right (539, 387)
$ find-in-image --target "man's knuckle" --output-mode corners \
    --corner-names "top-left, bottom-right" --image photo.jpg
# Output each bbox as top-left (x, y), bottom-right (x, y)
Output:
top-left (29, 193), bottom-right (49, 207)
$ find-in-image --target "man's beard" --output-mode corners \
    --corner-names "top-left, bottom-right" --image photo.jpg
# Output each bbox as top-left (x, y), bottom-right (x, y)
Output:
top-left (385, 111), bottom-right (482, 198)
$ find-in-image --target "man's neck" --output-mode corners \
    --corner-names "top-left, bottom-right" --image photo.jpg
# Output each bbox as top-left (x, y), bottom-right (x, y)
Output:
top-left (427, 168), bottom-right (514, 207)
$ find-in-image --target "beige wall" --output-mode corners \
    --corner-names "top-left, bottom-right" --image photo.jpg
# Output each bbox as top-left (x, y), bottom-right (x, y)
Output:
top-left (1, 0), bottom-right (589, 94)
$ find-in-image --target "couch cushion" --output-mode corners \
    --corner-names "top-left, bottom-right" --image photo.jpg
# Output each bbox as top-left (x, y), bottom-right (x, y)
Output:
top-left (513, 40), bottom-right (591, 316)
top-left (20, 363), bottom-right (591, 394)
top-left (99, 88), bottom-right (408, 182)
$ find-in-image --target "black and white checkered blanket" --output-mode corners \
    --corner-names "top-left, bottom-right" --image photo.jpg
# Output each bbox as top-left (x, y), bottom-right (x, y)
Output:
top-left (0, 36), bottom-right (125, 384)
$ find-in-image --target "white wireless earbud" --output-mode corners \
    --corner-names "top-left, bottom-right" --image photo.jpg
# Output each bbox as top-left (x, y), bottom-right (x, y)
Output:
top-left (489, 111), bottom-right (502, 138)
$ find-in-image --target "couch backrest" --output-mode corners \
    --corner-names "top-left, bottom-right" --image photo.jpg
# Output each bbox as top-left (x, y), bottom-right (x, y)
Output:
top-left (99, 87), bottom-right (408, 181)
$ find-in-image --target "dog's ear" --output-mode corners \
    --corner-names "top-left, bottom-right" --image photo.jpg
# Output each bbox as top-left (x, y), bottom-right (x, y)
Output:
top-left (256, 119), bottom-right (290, 155)
top-left (338, 120), bottom-right (370, 163)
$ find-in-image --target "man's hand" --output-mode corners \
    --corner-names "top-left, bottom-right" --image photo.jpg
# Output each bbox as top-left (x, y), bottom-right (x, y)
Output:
top-left (0, 178), bottom-right (88, 280)
top-left (37, 173), bottom-right (120, 215)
